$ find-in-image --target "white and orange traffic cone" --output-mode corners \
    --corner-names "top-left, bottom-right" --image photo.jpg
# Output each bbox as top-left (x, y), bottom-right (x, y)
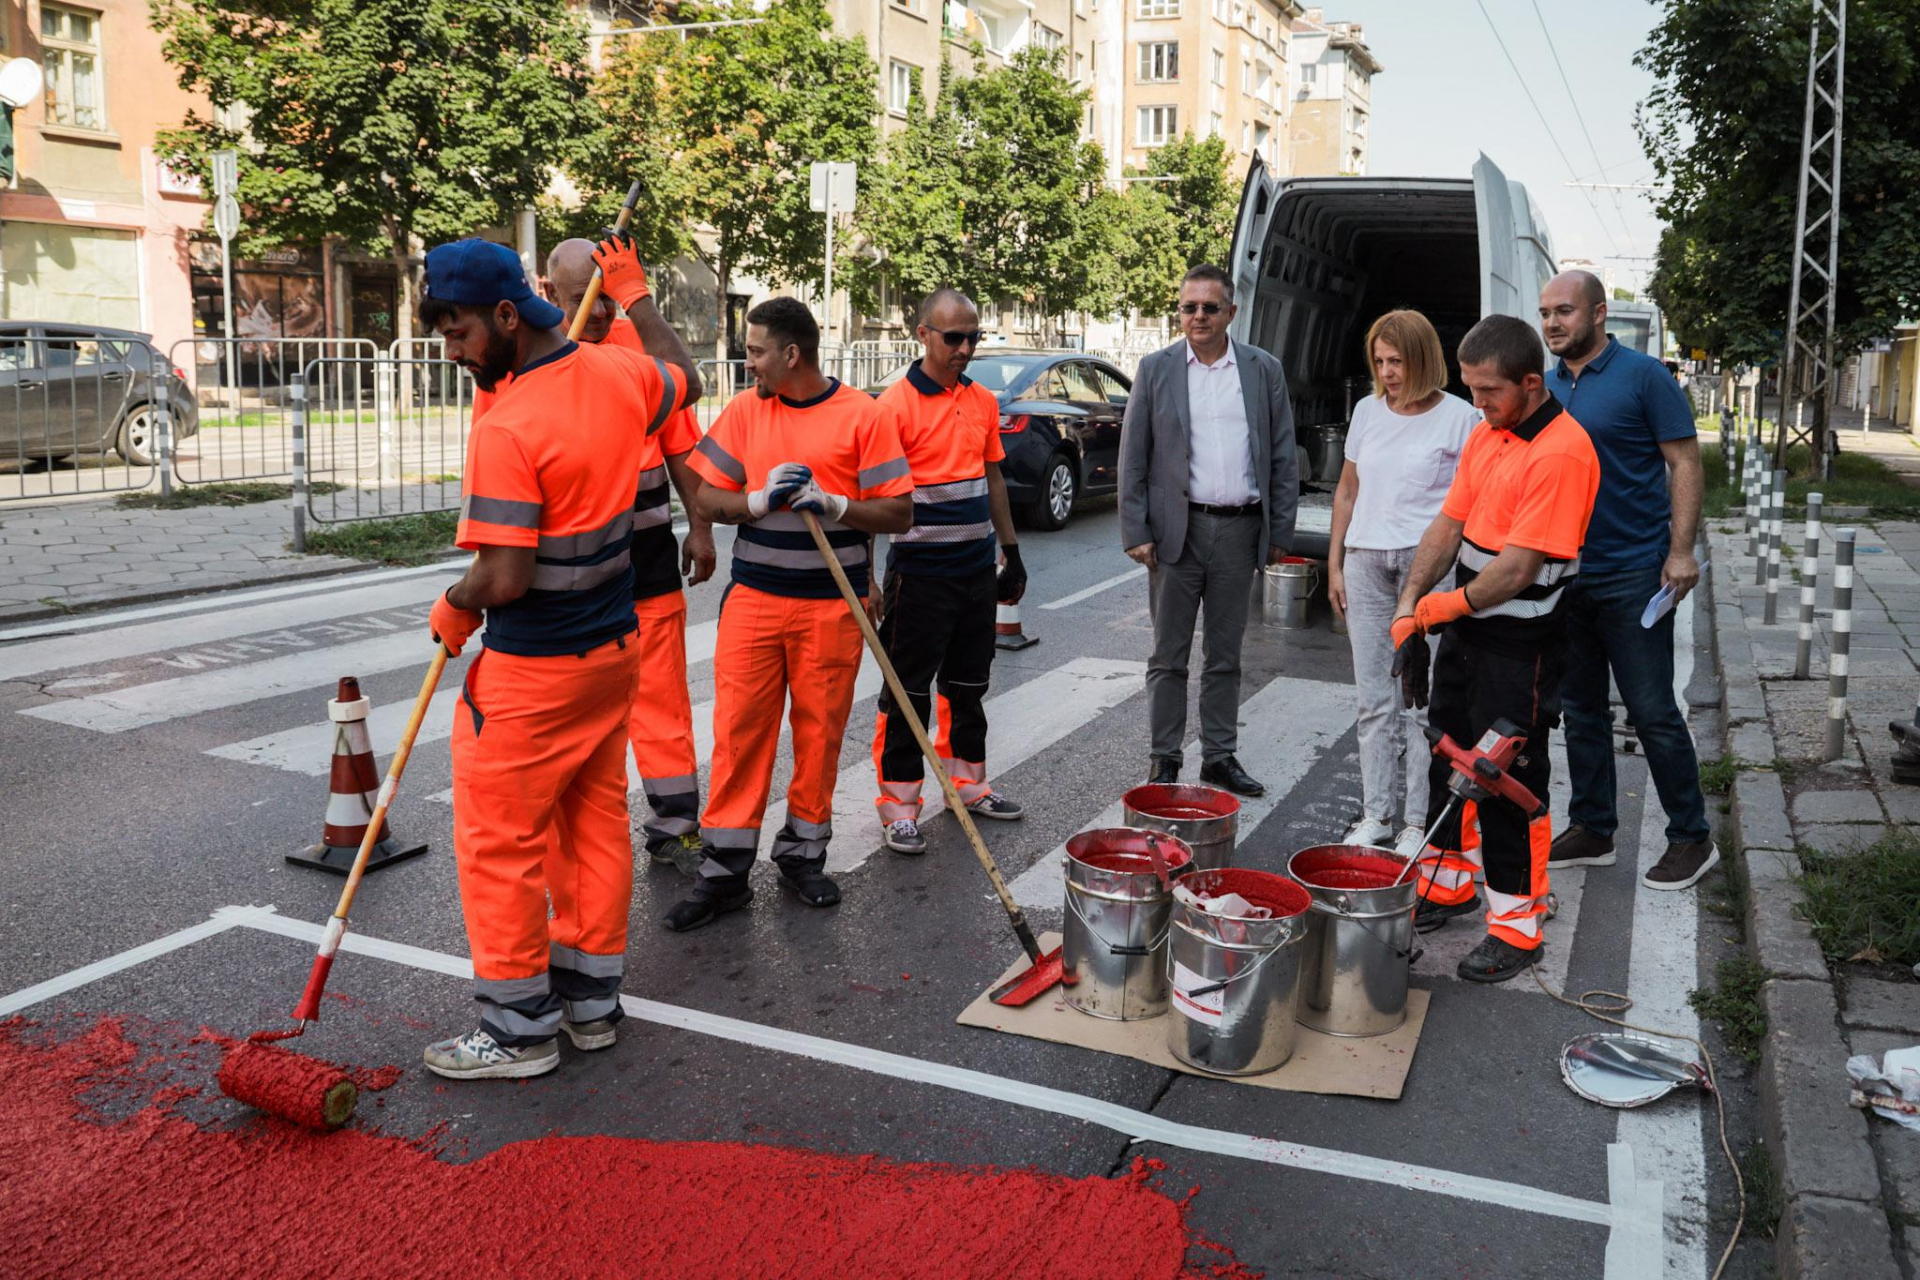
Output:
top-left (287, 675), bottom-right (429, 875)
top-left (994, 601), bottom-right (1039, 651)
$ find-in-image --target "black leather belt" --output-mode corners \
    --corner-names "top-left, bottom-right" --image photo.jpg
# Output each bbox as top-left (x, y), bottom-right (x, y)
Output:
top-left (1189, 501), bottom-right (1260, 517)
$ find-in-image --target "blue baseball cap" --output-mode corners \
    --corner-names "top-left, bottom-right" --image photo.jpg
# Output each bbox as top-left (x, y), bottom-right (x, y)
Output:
top-left (422, 239), bottom-right (565, 331)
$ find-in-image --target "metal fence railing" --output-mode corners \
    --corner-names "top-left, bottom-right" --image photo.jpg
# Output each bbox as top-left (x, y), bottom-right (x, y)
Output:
top-left (171, 337), bottom-right (379, 485)
top-left (0, 335), bottom-right (169, 503)
top-left (292, 356), bottom-right (473, 540)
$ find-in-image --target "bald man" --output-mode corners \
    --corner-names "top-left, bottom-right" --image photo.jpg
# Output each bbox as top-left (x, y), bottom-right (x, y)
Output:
top-left (1539, 270), bottom-right (1714, 893)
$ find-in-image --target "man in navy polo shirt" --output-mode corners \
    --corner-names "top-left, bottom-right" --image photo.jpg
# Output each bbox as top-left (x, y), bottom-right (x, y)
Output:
top-left (1540, 270), bottom-right (1716, 891)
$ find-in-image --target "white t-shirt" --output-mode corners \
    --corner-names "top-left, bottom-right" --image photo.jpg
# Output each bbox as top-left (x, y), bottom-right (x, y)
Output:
top-left (1343, 392), bottom-right (1481, 551)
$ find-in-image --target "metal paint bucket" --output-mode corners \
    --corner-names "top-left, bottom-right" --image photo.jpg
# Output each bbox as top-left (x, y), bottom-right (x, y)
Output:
top-left (1260, 557), bottom-right (1319, 629)
top-left (1062, 828), bottom-right (1194, 1021)
top-left (1166, 869), bottom-right (1312, 1075)
top-left (1288, 844), bottom-right (1420, 1037)
top-left (1122, 783), bottom-right (1238, 873)
top-left (1309, 423), bottom-right (1348, 482)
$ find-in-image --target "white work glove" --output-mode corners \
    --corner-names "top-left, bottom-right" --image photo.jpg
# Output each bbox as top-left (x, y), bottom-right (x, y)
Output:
top-left (790, 477), bottom-right (849, 522)
top-left (747, 462), bottom-right (811, 518)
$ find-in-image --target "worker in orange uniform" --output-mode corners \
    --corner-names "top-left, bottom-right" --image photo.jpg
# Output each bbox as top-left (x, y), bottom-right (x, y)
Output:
top-left (671, 296), bottom-right (913, 931)
top-left (1390, 314), bottom-right (1599, 984)
top-left (420, 235), bottom-right (699, 1077)
top-left (869, 289), bottom-right (1026, 855)
top-left (474, 238), bottom-right (718, 877)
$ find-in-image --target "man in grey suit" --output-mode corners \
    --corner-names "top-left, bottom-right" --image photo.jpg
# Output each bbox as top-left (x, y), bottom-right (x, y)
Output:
top-left (1118, 263), bottom-right (1298, 796)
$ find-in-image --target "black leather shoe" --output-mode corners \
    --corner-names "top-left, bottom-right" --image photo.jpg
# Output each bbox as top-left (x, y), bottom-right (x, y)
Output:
top-left (1200, 754), bottom-right (1265, 797)
top-left (663, 878), bottom-right (753, 932)
top-left (1414, 892), bottom-right (1480, 934)
top-left (778, 864), bottom-right (841, 908)
top-left (1458, 934), bottom-right (1543, 984)
top-left (1147, 756), bottom-right (1180, 785)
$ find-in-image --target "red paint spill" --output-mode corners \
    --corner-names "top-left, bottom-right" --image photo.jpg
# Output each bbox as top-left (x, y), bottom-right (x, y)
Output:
top-left (4, 1019), bottom-right (1256, 1278)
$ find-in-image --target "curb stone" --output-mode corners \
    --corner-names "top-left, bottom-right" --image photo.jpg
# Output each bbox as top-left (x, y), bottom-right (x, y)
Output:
top-left (1775, 1194), bottom-right (1901, 1279)
top-left (1757, 978), bottom-right (1883, 1203)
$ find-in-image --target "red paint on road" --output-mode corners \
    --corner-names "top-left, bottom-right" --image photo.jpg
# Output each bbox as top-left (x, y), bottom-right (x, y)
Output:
top-left (6, 1019), bottom-right (1255, 1278)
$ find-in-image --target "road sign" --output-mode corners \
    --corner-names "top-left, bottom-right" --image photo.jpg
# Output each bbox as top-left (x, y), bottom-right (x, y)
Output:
top-left (809, 161), bottom-right (856, 214)
top-left (211, 149), bottom-right (239, 197)
top-left (213, 195), bottom-right (240, 243)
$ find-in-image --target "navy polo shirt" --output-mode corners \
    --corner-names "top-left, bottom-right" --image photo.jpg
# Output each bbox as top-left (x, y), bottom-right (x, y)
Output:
top-left (1545, 335), bottom-right (1696, 574)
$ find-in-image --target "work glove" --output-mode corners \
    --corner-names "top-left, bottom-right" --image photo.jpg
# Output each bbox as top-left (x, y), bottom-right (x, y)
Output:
top-left (791, 477), bottom-right (849, 522)
top-left (1390, 630), bottom-right (1430, 710)
top-left (997, 543), bottom-right (1028, 604)
top-left (430, 589), bottom-right (484, 658)
top-left (747, 462), bottom-right (812, 518)
top-left (1412, 587), bottom-right (1473, 635)
top-left (591, 229), bottom-right (651, 310)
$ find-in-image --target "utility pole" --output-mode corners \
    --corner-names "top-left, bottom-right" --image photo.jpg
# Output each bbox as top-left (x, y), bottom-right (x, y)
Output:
top-left (1777, 0), bottom-right (1846, 478)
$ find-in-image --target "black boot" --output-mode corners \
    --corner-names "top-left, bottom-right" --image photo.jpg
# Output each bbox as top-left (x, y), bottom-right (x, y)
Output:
top-left (663, 876), bottom-right (753, 933)
top-left (777, 860), bottom-right (841, 908)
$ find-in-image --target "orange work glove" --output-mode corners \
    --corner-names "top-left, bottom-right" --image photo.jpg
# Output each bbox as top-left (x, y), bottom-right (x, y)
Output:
top-left (1412, 587), bottom-right (1473, 634)
top-left (591, 229), bottom-right (650, 310)
top-left (1390, 614), bottom-right (1419, 649)
top-left (430, 588), bottom-right (484, 658)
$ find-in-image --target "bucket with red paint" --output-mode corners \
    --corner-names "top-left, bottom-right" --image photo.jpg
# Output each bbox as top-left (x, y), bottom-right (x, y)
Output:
top-left (1287, 844), bottom-right (1420, 1037)
top-left (1121, 783), bottom-right (1238, 873)
top-left (1063, 828), bottom-right (1194, 1020)
top-left (1165, 868), bottom-right (1312, 1075)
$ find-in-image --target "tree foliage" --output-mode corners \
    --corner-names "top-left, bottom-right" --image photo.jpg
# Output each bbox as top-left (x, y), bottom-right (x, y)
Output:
top-left (150, 0), bottom-right (591, 342)
top-left (1637, 0), bottom-right (1920, 363)
top-left (1111, 132), bottom-right (1240, 317)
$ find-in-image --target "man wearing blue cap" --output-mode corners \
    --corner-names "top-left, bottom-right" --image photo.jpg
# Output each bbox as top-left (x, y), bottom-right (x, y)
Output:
top-left (417, 234), bottom-right (702, 1080)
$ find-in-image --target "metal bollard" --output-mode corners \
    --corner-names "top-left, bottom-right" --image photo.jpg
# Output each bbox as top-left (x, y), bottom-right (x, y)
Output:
top-left (1825, 528), bottom-right (1855, 762)
top-left (1755, 463), bottom-right (1775, 586)
top-left (1744, 433), bottom-right (1762, 557)
top-left (1794, 493), bottom-right (1824, 678)
top-left (1722, 410), bottom-right (1738, 489)
top-left (290, 375), bottom-right (308, 554)
top-left (153, 351), bottom-right (174, 500)
top-left (1763, 469), bottom-right (1785, 621)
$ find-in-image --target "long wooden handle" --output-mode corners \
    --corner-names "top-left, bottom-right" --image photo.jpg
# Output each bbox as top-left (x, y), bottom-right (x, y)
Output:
top-left (330, 645), bottom-right (449, 922)
top-left (801, 513), bottom-right (1042, 963)
top-left (569, 178), bottom-right (645, 342)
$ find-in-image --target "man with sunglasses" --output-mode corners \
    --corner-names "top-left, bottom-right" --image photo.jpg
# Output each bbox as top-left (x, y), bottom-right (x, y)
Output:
top-left (1119, 264), bottom-right (1299, 796)
top-left (869, 289), bottom-right (1027, 855)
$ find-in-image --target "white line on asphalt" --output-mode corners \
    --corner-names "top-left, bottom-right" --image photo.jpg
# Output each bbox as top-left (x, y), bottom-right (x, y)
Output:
top-left (0, 904), bottom-right (280, 1017)
top-left (1007, 674), bottom-right (1356, 910)
top-left (1039, 566), bottom-right (1145, 611)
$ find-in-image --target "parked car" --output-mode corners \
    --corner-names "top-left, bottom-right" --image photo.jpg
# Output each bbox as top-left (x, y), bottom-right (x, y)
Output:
top-left (871, 350), bottom-right (1132, 530)
top-left (0, 322), bottom-right (199, 467)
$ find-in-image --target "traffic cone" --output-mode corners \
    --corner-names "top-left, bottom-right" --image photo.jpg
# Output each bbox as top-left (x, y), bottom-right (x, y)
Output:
top-left (287, 676), bottom-right (429, 875)
top-left (994, 601), bottom-right (1038, 651)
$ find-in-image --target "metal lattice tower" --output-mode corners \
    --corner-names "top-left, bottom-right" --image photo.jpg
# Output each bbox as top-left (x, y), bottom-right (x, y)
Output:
top-left (1777, 0), bottom-right (1846, 475)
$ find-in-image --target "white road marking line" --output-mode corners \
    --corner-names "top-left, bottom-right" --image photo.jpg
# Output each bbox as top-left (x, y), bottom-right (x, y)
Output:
top-left (1008, 674), bottom-right (1356, 910)
top-left (22, 630), bottom-right (428, 733)
top-left (0, 904), bottom-right (280, 1017)
top-left (223, 908), bottom-right (1616, 1231)
top-left (1606, 1142), bottom-right (1667, 1280)
top-left (1040, 566), bottom-right (1145, 611)
top-left (822, 656), bottom-right (1148, 873)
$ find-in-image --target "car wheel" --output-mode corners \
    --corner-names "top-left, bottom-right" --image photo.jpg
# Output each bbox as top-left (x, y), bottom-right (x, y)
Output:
top-left (1031, 454), bottom-right (1076, 531)
top-left (115, 404), bottom-right (156, 466)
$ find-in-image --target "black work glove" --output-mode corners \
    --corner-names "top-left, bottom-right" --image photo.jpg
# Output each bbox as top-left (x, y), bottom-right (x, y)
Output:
top-left (1391, 633), bottom-right (1430, 710)
top-left (997, 543), bottom-right (1027, 605)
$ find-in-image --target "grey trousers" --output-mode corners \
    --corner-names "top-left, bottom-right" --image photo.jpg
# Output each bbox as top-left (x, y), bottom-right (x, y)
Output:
top-left (1147, 509), bottom-right (1262, 764)
top-left (1342, 546), bottom-right (1438, 827)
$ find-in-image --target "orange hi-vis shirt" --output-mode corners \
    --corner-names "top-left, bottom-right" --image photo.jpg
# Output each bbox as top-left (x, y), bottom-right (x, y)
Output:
top-left (473, 317), bottom-right (700, 601)
top-left (689, 378), bottom-right (913, 598)
top-left (1439, 392), bottom-right (1601, 653)
top-left (457, 339), bottom-right (688, 655)
top-left (878, 363), bottom-right (1005, 577)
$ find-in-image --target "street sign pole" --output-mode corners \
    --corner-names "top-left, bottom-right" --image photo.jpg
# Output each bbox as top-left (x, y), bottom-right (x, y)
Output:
top-left (211, 150), bottom-right (241, 413)
top-left (809, 161), bottom-right (856, 350)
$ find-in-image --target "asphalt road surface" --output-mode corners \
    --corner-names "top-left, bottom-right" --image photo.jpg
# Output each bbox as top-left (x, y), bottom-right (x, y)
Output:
top-left (0, 500), bottom-right (1763, 1277)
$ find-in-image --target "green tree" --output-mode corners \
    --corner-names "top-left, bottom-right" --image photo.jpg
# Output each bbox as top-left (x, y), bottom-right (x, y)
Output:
top-left (1108, 131), bottom-right (1239, 317)
top-left (1637, 0), bottom-right (1920, 364)
top-left (844, 59), bottom-right (966, 327)
top-left (150, 0), bottom-right (592, 345)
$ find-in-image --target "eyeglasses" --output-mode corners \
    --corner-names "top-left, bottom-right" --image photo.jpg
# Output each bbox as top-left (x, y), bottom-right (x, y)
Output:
top-left (937, 329), bottom-right (986, 347)
top-left (1178, 302), bottom-right (1223, 316)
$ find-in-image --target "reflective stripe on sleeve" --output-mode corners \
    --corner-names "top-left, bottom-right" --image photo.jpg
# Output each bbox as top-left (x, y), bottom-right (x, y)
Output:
top-left (696, 435), bottom-right (746, 483)
top-left (462, 494), bottom-right (542, 528)
top-left (858, 456), bottom-right (911, 488)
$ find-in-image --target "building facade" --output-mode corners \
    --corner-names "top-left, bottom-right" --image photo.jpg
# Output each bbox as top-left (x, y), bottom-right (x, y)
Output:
top-left (1287, 7), bottom-right (1378, 177)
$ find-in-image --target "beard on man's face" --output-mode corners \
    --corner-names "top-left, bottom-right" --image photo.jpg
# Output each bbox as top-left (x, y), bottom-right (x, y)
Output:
top-left (466, 323), bottom-right (519, 392)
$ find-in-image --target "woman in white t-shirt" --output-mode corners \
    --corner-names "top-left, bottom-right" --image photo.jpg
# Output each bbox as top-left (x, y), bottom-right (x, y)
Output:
top-left (1327, 310), bottom-right (1482, 853)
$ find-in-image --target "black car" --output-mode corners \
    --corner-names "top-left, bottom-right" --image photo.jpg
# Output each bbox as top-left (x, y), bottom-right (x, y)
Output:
top-left (0, 322), bottom-right (199, 467)
top-left (872, 350), bottom-right (1131, 530)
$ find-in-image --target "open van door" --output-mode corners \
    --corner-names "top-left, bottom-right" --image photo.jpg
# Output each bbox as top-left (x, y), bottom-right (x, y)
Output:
top-left (1473, 152), bottom-right (1558, 320)
top-left (1226, 156), bottom-right (1278, 346)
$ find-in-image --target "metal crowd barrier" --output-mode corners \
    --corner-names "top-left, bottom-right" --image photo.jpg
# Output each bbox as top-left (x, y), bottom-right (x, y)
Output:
top-left (0, 334), bottom-right (166, 503)
top-left (292, 355), bottom-right (473, 538)
top-left (171, 337), bottom-right (378, 485)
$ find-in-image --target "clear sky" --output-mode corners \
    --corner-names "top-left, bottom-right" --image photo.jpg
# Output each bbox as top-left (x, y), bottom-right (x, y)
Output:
top-left (1351, 0), bottom-right (1667, 293)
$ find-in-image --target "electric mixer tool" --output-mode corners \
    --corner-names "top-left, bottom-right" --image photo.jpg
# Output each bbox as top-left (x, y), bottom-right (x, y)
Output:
top-left (1390, 719), bottom-right (1552, 923)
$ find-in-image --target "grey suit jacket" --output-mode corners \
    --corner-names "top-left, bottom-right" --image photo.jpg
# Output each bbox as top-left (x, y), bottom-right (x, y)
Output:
top-left (1117, 338), bottom-right (1299, 565)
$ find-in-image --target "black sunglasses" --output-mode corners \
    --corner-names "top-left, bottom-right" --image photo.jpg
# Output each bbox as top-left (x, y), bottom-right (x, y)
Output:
top-left (936, 329), bottom-right (986, 347)
top-left (1178, 302), bottom-right (1223, 316)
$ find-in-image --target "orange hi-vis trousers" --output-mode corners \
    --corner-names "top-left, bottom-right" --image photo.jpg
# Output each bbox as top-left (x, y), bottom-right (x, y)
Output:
top-left (628, 592), bottom-right (699, 851)
top-left (699, 583), bottom-right (863, 880)
top-left (451, 636), bottom-right (639, 1045)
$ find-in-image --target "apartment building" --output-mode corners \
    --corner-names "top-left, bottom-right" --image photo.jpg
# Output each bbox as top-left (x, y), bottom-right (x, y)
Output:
top-left (841, 0), bottom-right (1097, 130)
top-left (1288, 6), bottom-right (1379, 177)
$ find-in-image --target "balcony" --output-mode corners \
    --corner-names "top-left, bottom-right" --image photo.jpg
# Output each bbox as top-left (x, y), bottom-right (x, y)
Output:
top-left (944, 0), bottom-right (1033, 58)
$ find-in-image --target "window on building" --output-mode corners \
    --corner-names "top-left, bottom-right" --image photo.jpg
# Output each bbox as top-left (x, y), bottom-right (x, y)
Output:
top-left (1136, 0), bottom-right (1180, 19)
top-left (1211, 0), bottom-right (1227, 21)
top-left (41, 3), bottom-right (104, 132)
top-left (1034, 23), bottom-right (1063, 51)
top-left (1138, 41), bottom-right (1178, 82)
top-left (1136, 105), bottom-right (1177, 146)
top-left (1073, 50), bottom-right (1086, 83)
top-left (1211, 49), bottom-right (1225, 85)
top-left (1240, 121), bottom-right (1250, 152)
top-left (1240, 62), bottom-right (1251, 94)
top-left (888, 59), bottom-right (917, 115)
top-left (1209, 112), bottom-right (1223, 137)
top-left (892, 0), bottom-right (923, 13)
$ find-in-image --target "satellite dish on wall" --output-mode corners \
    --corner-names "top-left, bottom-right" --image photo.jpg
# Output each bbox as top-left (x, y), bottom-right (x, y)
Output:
top-left (0, 58), bottom-right (43, 110)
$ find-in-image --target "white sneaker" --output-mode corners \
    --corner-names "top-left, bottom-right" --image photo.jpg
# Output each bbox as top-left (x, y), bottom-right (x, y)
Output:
top-left (1341, 816), bottom-right (1395, 847)
top-left (1394, 827), bottom-right (1429, 860)
top-left (884, 818), bottom-right (927, 855)
top-left (423, 1028), bottom-right (560, 1080)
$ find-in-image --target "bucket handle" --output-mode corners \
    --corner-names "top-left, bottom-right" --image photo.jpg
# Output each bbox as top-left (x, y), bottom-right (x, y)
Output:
top-left (1066, 890), bottom-right (1171, 958)
top-left (1164, 923), bottom-right (1296, 999)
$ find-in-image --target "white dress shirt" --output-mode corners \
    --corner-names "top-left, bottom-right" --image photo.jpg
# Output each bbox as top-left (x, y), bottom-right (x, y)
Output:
top-left (1184, 342), bottom-right (1258, 506)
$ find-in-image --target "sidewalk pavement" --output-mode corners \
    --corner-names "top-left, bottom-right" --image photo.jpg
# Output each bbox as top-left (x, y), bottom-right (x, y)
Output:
top-left (0, 493), bottom-right (362, 624)
top-left (1709, 509), bottom-right (1920, 1278)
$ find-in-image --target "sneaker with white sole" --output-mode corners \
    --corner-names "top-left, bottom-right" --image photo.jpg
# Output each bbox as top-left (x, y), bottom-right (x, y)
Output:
top-left (423, 1028), bottom-right (560, 1080)
top-left (1341, 815), bottom-right (1394, 846)
top-left (561, 1018), bottom-right (617, 1052)
top-left (1393, 827), bottom-right (1429, 860)
top-left (967, 793), bottom-right (1024, 821)
top-left (884, 818), bottom-right (927, 855)
top-left (1642, 840), bottom-right (1720, 891)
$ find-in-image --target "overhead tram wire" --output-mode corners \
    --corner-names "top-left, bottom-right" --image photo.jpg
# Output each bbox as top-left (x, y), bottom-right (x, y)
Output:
top-left (1471, 0), bottom-right (1622, 258)
top-left (1528, 0), bottom-right (1641, 255)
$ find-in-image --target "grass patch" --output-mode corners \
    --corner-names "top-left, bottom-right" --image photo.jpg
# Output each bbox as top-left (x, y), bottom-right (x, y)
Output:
top-left (1698, 754), bottom-right (1741, 797)
top-left (117, 480), bottom-right (342, 510)
top-left (1702, 438), bottom-right (1920, 521)
top-left (1688, 954), bottom-right (1769, 1064)
top-left (1800, 831), bottom-right (1920, 968)
top-left (1739, 1141), bottom-right (1783, 1240)
top-left (300, 511), bottom-right (459, 566)
top-left (1703, 830), bottom-right (1750, 934)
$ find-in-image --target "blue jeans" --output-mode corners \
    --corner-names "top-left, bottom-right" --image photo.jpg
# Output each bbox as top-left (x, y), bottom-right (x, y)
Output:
top-left (1560, 563), bottom-right (1710, 844)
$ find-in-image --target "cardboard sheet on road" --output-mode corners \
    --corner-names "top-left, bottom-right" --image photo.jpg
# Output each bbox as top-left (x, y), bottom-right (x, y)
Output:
top-left (957, 933), bottom-right (1429, 1100)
